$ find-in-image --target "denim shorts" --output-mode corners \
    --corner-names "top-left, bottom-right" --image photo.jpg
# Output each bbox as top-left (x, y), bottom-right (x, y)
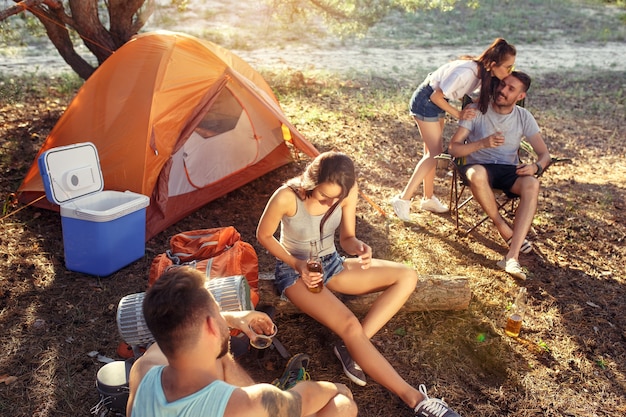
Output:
top-left (409, 83), bottom-right (447, 122)
top-left (274, 251), bottom-right (345, 297)
top-left (459, 163), bottom-right (520, 198)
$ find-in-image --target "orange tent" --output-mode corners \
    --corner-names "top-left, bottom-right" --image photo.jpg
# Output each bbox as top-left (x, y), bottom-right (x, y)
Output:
top-left (18, 31), bottom-right (319, 240)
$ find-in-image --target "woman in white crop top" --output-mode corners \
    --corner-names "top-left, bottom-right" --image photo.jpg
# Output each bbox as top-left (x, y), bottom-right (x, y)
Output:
top-left (390, 38), bottom-right (516, 221)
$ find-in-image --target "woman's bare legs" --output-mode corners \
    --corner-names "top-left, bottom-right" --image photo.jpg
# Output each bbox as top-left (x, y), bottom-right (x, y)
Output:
top-left (285, 261), bottom-right (423, 409)
top-left (400, 117), bottom-right (445, 201)
top-left (327, 258), bottom-right (417, 337)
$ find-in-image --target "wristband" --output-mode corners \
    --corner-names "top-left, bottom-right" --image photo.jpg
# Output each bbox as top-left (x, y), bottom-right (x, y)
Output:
top-left (534, 162), bottom-right (543, 176)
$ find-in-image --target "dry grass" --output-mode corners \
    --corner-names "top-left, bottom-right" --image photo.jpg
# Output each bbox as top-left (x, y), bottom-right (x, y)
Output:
top-left (258, 69), bottom-right (626, 416)
top-left (3, 65), bottom-right (624, 417)
top-left (1, 1), bottom-right (626, 416)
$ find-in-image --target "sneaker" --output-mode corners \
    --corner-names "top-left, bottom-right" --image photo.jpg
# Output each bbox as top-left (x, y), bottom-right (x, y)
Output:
top-left (272, 353), bottom-right (311, 390)
top-left (497, 257), bottom-right (527, 280)
top-left (333, 342), bottom-right (367, 386)
top-left (506, 237), bottom-right (533, 255)
top-left (420, 196), bottom-right (449, 213)
top-left (390, 194), bottom-right (412, 221)
top-left (414, 384), bottom-right (461, 417)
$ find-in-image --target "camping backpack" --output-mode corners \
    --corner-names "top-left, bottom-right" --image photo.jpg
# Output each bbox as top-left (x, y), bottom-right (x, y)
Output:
top-left (148, 227), bottom-right (260, 308)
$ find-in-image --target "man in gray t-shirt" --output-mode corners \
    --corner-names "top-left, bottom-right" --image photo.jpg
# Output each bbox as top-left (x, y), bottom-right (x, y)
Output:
top-left (449, 71), bottom-right (551, 280)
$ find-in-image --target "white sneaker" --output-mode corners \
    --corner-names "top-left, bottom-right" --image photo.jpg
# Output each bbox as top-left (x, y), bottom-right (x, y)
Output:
top-left (497, 257), bottom-right (527, 280)
top-left (390, 194), bottom-right (412, 221)
top-left (420, 196), bottom-right (449, 213)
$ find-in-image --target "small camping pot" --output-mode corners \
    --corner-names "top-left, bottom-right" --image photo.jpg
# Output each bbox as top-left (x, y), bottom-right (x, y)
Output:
top-left (96, 360), bottom-right (130, 413)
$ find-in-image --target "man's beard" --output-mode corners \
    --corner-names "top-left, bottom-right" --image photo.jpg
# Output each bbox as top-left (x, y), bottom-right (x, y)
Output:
top-left (494, 91), bottom-right (515, 108)
top-left (217, 322), bottom-right (230, 359)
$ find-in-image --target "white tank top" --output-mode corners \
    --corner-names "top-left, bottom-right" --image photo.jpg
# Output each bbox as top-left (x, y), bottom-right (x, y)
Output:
top-left (280, 195), bottom-right (342, 259)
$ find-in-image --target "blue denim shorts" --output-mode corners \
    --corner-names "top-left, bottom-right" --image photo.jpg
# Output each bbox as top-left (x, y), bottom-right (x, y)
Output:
top-left (409, 83), bottom-right (447, 122)
top-left (274, 251), bottom-right (345, 297)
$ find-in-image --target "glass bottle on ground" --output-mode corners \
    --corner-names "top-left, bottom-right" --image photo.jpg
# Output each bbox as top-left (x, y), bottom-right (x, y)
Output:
top-left (505, 287), bottom-right (527, 337)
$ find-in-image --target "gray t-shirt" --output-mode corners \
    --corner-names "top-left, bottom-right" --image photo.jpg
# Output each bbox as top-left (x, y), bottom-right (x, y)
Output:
top-left (459, 104), bottom-right (540, 165)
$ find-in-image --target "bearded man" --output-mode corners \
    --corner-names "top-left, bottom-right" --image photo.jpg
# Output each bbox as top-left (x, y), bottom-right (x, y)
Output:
top-left (126, 266), bottom-right (356, 417)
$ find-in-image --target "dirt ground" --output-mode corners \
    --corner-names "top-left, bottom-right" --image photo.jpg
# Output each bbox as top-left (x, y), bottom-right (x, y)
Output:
top-left (1, 1), bottom-right (625, 416)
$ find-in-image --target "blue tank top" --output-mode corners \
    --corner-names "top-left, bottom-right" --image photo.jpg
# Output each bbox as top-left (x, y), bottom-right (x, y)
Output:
top-left (280, 196), bottom-right (342, 259)
top-left (132, 366), bottom-right (236, 417)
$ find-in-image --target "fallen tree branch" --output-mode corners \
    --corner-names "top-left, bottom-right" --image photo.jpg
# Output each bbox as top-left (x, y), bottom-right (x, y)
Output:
top-left (0, 0), bottom-right (41, 21)
top-left (257, 274), bottom-right (471, 314)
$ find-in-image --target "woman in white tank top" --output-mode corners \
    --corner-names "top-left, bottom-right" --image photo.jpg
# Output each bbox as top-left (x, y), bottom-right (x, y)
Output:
top-left (257, 151), bottom-right (462, 416)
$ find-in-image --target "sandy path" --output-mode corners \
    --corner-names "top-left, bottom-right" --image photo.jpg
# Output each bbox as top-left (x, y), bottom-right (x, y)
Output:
top-left (2, 41), bottom-right (625, 79)
top-left (235, 42), bottom-right (626, 78)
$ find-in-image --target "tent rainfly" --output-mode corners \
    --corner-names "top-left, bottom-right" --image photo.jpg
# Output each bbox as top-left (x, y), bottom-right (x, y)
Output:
top-left (18, 31), bottom-right (319, 240)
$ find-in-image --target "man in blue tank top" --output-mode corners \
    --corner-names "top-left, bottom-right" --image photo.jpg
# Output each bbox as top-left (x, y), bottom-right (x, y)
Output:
top-left (126, 266), bottom-right (357, 417)
top-left (449, 71), bottom-right (551, 281)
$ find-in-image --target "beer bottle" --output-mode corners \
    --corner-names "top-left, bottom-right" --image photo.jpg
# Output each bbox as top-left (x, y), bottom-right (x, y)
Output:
top-left (505, 287), bottom-right (527, 337)
top-left (306, 241), bottom-right (324, 293)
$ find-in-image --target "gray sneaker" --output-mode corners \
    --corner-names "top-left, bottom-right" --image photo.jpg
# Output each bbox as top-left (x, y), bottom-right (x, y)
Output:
top-left (390, 194), bottom-right (412, 221)
top-left (414, 384), bottom-right (461, 417)
top-left (333, 342), bottom-right (366, 386)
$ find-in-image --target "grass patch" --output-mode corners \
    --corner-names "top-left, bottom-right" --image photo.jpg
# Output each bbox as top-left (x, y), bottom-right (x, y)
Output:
top-left (0, 72), bottom-right (82, 105)
top-left (365, 0), bottom-right (626, 47)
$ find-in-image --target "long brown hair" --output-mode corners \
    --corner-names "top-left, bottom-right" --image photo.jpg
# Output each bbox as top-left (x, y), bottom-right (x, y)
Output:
top-left (474, 38), bottom-right (517, 113)
top-left (286, 151), bottom-right (356, 239)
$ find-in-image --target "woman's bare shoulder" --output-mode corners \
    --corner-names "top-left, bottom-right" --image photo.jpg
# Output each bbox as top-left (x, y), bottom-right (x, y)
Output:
top-left (269, 185), bottom-right (299, 215)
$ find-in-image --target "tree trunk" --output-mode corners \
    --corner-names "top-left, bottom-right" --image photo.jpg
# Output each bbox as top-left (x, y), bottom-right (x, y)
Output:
top-left (108, 0), bottom-right (153, 45)
top-left (33, 3), bottom-right (96, 80)
top-left (67, 0), bottom-right (116, 65)
top-left (257, 274), bottom-right (471, 314)
top-left (1, 0), bottom-right (153, 79)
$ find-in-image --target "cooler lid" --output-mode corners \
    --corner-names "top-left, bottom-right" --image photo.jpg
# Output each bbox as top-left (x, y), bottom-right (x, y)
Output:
top-left (38, 142), bottom-right (104, 205)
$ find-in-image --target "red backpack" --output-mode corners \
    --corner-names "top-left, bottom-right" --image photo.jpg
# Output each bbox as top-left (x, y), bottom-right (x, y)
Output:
top-left (148, 227), bottom-right (260, 307)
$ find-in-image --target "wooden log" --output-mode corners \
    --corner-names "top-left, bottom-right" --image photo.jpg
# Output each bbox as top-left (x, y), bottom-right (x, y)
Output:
top-left (257, 274), bottom-right (471, 314)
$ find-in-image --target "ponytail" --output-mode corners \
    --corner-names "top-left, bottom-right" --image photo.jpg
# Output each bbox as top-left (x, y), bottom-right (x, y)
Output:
top-left (475, 38), bottom-right (516, 113)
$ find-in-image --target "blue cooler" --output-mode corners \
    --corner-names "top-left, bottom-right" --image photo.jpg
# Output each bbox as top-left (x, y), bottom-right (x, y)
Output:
top-left (38, 142), bottom-right (150, 276)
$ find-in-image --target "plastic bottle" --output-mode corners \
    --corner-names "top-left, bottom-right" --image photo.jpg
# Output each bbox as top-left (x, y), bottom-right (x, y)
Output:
top-left (505, 287), bottom-right (527, 337)
top-left (306, 241), bottom-right (324, 293)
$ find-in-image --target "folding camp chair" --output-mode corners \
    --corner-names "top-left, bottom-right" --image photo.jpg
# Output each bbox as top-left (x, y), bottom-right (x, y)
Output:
top-left (439, 95), bottom-right (532, 235)
top-left (443, 146), bottom-right (568, 237)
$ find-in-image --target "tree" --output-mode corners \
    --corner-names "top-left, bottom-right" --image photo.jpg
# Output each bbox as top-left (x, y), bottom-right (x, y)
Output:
top-left (269, 0), bottom-right (469, 35)
top-left (0, 0), bottom-right (157, 79)
top-left (0, 0), bottom-right (466, 80)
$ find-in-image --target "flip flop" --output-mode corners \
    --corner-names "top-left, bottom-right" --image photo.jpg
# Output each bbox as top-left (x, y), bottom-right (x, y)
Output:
top-left (507, 237), bottom-right (533, 254)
